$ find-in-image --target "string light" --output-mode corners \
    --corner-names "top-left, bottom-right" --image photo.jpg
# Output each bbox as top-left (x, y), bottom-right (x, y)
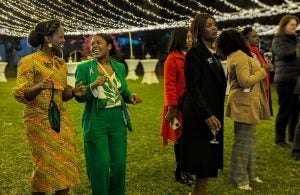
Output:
top-left (188, 0), bottom-right (222, 15)
top-left (250, 0), bottom-right (271, 9)
top-left (120, 0), bottom-right (177, 23)
top-left (144, 0), bottom-right (188, 19)
top-left (88, 0), bottom-right (158, 25)
top-left (165, 0), bottom-right (198, 15)
top-left (0, 0), bottom-right (299, 37)
top-left (219, 0), bottom-right (242, 11)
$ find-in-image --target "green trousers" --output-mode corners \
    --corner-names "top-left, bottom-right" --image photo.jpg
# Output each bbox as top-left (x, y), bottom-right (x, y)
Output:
top-left (84, 106), bottom-right (127, 195)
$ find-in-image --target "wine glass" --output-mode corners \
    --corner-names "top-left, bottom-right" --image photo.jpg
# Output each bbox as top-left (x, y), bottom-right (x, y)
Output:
top-left (210, 129), bottom-right (219, 144)
top-left (263, 52), bottom-right (272, 63)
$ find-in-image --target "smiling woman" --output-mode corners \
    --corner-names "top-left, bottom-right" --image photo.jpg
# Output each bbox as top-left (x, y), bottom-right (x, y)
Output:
top-left (74, 33), bottom-right (142, 195)
top-left (12, 19), bottom-right (86, 195)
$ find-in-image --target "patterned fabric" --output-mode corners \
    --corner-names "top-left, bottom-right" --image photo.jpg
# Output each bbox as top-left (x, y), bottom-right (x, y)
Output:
top-left (13, 50), bottom-right (80, 192)
top-left (97, 72), bottom-right (122, 108)
top-left (229, 122), bottom-right (257, 187)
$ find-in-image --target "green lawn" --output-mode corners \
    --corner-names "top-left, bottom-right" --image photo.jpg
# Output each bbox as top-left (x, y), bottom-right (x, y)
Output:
top-left (0, 78), bottom-right (299, 195)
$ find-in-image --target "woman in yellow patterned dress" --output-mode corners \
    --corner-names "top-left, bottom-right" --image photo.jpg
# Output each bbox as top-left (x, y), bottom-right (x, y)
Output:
top-left (13, 20), bottom-right (86, 195)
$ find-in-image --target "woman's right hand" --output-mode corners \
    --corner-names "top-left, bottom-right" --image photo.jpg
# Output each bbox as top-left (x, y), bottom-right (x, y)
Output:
top-left (24, 77), bottom-right (53, 101)
top-left (264, 63), bottom-right (273, 73)
top-left (91, 76), bottom-right (106, 89)
top-left (37, 77), bottom-right (53, 89)
top-left (165, 105), bottom-right (177, 122)
top-left (205, 115), bottom-right (221, 133)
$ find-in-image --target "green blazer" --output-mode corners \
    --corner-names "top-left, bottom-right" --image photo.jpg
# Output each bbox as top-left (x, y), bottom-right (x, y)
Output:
top-left (75, 58), bottom-right (133, 142)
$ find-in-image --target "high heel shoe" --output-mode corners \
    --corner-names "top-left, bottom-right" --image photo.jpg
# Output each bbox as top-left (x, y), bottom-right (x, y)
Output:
top-left (175, 170), bottom-right (194, 186)
top-left (251, 177), bottom-right (263, 183)
top-left (238, 184), bottom-right (252, 191)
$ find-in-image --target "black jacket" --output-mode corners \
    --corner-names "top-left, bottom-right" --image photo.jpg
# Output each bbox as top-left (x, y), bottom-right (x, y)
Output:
top-left (272, 34), bottom-right (300, 82)
top-left (181, 40), bottom-right (227, 176)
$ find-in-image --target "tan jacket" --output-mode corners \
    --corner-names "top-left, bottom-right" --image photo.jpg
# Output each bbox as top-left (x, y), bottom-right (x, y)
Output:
top-left (226, 50), bottom-right (271, 124)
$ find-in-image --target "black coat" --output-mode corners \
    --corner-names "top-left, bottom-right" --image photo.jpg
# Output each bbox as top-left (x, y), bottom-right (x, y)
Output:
top-left (272, 34), bottom-right (300, 82)
top-left (181, 41), bottom-right (227, 177)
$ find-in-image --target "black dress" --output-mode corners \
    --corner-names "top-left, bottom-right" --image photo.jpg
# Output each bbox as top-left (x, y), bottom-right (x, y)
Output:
top-left (181, 41), bottom-right (227, 177)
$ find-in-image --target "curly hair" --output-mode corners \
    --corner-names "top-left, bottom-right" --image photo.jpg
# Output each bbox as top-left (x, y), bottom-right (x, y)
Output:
top-left (216, 28), bottom-right (252, 58)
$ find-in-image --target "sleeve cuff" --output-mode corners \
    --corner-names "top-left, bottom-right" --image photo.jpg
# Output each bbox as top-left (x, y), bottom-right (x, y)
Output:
top-left (90, 84), bottom-right (98, 97)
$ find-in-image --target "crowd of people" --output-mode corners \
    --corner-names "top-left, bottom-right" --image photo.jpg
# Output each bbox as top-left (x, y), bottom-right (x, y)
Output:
top-left (13, 13), bottom-right (299, 195)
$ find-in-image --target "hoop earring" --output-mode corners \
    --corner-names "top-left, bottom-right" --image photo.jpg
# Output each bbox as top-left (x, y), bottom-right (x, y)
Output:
top-left (48, 43), bottom-right (53, 48)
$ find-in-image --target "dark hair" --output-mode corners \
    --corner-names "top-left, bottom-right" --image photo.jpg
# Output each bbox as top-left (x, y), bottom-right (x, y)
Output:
top-left (28, 19), bottom-right (61, 48)
top-left (94, 33), bottom-right (117, 56)
top-left (216, 28), bottom-right (252, 58)
top-left (242, 27), bottom-right (253, 38)
top-left (277, 14), bottom-right (299, 36)
top-left (191, 13), bottom-right (215, 43)
top-left (168, 27), bottom-right (189, 53)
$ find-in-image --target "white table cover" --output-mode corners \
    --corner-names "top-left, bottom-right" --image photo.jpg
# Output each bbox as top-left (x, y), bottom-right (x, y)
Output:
top-left (140, 59), bottom-right (159, 84)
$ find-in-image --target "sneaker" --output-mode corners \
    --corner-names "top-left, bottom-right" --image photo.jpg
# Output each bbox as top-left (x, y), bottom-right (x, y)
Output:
top-left (276, 141), bottom-right (291, 148)
top-left (238, 184), bottom-right (252, 190)
top-left (251, 177), bottom-right (263, 183)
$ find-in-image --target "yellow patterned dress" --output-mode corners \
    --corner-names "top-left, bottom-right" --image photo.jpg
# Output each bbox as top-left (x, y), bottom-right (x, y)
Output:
top-left (13, 50), bottom-right (80, 192)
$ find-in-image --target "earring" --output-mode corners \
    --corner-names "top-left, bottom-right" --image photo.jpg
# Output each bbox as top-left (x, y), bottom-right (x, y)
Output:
top-left (48, 43), bottom-right (53, 48)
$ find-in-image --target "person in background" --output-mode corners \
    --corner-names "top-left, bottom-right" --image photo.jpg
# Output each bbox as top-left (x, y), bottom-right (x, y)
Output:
top-left (13, 20), bottom-right (86, 195)
top-left (216, 28), bottom-right (271, 191)
top-left (293, 75), bottom-right (300, 161)
top-left (160, 27), bottom-right (193, 185)
top-left (74, 33), bottom-right (142, 195)
top-left (271, 14), bottom-right (300, 148)
top-left (242, 27), bottom-right (273, 115)
top-left (181, 13), bottom-right (227, 195)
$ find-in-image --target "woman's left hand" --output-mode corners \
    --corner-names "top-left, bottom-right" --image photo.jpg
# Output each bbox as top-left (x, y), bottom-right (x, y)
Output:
top-left (130, 94), bottom-right (142, 105)
top-left (73, 82), bottom-right (87, 97)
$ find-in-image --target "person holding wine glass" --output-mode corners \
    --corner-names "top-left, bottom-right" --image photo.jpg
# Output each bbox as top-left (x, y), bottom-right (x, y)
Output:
top-left (180, 13), bottom-right (227, 195)
top-left (216, 28), bottom-right (271, 191)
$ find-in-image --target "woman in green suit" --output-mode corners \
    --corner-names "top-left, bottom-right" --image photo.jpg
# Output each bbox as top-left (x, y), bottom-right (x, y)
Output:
top-left (75, 33), bottom-right (142, 195)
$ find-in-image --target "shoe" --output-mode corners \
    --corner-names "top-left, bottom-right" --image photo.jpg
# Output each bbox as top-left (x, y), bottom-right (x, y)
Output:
top-left (292, 155), bottom-right (300, 161)
top-left (251, 177), bottom-right (263, 183)
top-left (238, 184), bottom-right (252, 190)
top-left (175, 171), bottom-right (194, 186)
top-left (276, 141), bottom-right (291, 148)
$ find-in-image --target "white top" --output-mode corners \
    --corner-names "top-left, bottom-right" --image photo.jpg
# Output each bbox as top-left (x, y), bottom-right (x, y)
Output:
top-left (91, 72), bottom-right (122, 108)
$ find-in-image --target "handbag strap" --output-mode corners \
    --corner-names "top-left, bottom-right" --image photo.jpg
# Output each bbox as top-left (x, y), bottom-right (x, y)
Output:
top-left (51, 87), bottom-right (55, 100)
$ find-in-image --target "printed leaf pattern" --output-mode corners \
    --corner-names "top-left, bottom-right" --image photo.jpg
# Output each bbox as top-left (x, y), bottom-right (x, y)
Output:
top-left (102, 76), bottom-right (121, 105)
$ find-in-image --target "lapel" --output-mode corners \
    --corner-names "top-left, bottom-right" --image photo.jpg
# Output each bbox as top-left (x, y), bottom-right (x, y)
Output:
top-left (110, 59), bottom-right (121, 80)
top-left (88, 59), bottom-right (99, 84)
top-left (110, 58), bottom-right (126, 93)
top-left (198, 41), bottom-right (225, 85)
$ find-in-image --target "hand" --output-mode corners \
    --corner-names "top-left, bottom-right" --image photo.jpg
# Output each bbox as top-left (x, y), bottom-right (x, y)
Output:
top-left (73, 82), bottom-right (87, 97)
top-left (264, 63), bottom-right (273, 73)
top-left (37, 77), bottom-right (53, 89)
top-left (130, 94), bottom-right (142, 105)
top-left (91, 76), bottom-right (106, 89)
top-left (165, 105), bottom-right (177, 122)
top-left (205, 115), bottom-right (221, 133)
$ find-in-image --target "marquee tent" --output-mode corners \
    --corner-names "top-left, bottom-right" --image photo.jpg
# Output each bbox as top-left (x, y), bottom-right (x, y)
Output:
top-left (0, 0), bottom-right (299, 37)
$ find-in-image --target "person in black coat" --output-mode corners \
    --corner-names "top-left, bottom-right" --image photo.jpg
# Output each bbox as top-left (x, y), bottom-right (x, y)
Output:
top-left (180, 13), bottom-right (227, 195)
top-left (271, 14), bottom-right (300, 147)
top-left (293, 76), bottom-right (300, 161)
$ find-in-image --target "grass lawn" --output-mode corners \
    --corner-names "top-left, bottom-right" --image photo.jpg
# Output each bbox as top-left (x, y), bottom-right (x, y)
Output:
top-left (0, 77), bottom-right (299, 195)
